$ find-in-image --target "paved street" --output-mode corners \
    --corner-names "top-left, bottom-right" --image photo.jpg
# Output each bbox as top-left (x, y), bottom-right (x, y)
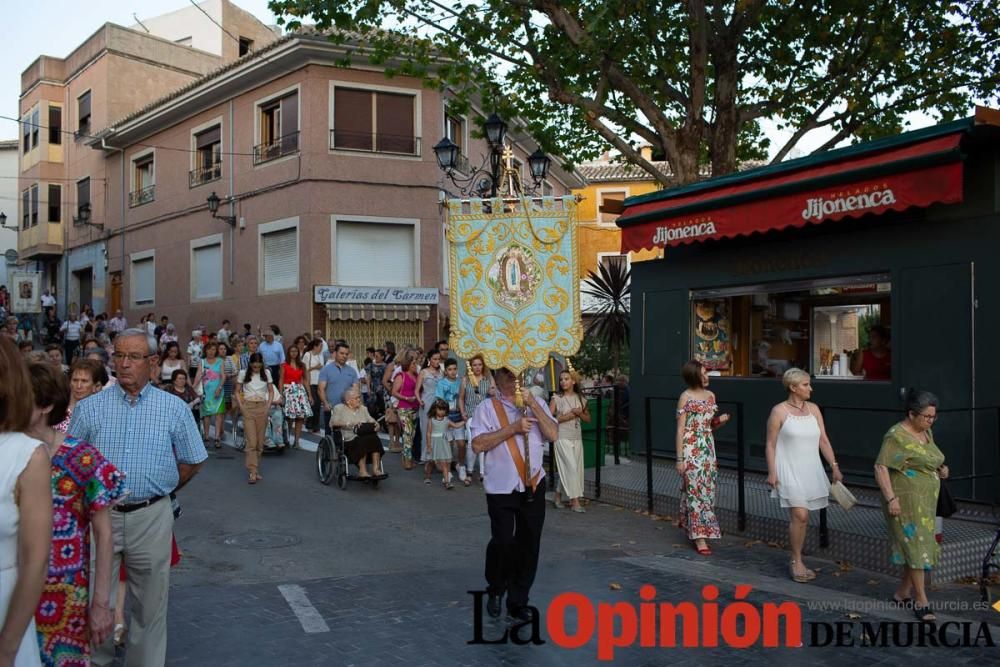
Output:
top-left (137, 442), bottom-right (1000, 666)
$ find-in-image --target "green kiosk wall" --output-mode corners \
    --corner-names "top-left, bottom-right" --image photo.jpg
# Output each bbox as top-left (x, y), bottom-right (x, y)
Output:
top-left (628, 132), bottom-right (1000, 503)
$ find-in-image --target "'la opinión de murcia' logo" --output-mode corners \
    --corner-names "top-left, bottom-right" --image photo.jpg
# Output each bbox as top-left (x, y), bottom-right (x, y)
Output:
top-left (801, 188), bottom-right (897, 222)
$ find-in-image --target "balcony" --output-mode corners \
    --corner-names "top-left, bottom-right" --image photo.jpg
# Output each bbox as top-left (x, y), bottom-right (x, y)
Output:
top-left (129, 184), bottom-right (155, 208)
top-left (329, 130), bottom-right (421, 157)
top-left (189, 162), bottom-right (222, 188)
top-left (253, 132), bottom-right (299, 165)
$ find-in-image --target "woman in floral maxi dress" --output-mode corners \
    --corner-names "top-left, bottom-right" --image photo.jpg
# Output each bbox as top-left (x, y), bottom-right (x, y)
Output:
top-left (27, 361), bottom-right (125, 666)
top-left (675, 360), bottom-right (729, 555)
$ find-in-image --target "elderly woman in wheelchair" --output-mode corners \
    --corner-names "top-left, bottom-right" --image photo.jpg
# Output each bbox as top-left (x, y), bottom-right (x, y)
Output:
top-left (331, 387), bottom-right (385, 479)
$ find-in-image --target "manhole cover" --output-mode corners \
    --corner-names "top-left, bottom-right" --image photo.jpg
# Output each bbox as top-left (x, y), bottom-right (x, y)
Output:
top-left (220, 531), bottom-right (300, 550)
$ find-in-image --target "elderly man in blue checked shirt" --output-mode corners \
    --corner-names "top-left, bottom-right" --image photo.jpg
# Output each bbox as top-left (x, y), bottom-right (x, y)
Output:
top-left (69, 328), bottom-right (207, 667)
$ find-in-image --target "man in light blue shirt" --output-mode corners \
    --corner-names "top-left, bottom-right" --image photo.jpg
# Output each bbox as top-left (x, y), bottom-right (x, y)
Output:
top-left (259, 330), bottom-right (285, 381)
top-left (69, 328), bottom-right (206, 666)
top-left (318, 341), bottom-right (359, 435)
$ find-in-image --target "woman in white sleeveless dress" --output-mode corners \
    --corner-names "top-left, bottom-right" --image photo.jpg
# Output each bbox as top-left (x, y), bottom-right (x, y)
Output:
top-left (766, 368), bottom-right (842, 583)
top-left (549, 371), bottom-right (591, 512)
top-left (0, 338), bottom-right (52, 666)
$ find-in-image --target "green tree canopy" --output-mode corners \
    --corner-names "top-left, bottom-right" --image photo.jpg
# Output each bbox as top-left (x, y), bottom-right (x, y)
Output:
top-left (269, 1), bottom-right (1000, 184)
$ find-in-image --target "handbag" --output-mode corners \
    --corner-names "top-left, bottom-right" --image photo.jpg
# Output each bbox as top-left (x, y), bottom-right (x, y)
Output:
top-left (384, 406), bottom-right (399, 424)
top-left (829, 480), bottom-right (857, 510)
top-left (936, 479), bottom-right (957, 518)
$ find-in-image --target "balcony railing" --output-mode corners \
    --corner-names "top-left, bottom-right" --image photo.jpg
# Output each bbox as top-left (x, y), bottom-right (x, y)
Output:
top-left (253, 131), bottom-right (300, 165)
top-left (129, 185), bottom-right (155, 208)
top-left (189, 162), bottom-right (222, 187)
top-left (330, 129), bottom-right (421, 157)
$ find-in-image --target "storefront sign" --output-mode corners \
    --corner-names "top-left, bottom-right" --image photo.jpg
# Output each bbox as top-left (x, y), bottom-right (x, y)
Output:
top-left (619, 131), bottom-right (965, 253)
top-left (313, 285), bottom-right (439, 305)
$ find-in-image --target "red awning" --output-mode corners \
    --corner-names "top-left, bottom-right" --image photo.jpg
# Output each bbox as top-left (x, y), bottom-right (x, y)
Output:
top-left (619, 131), bottom-right (965, 253)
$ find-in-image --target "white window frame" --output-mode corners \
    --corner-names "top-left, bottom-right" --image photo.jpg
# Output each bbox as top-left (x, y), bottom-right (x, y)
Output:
top-left (328, 80), bottom-right (423, 160)
top-left (130, 249), bottom-right (156, 307)
top-left (189, 115), bottom-right (224, 174)
top-left (190, 233), bottom-right (223, 302)
top-left (47, 103), bottom-right (63, 147)
top-left (330, 215), bottom-right (420, 286)
top-left (258, 217), bottom-right (300, 295)
top-left (22, 103), bottom-right (40, 154)
top-left (443, 109), bottom-right (468, 173)
top-left (597, 251), bottom-right (631, 274)
top-left (597, 186), bottom-right (630, 226)
top-left (252, 83), bottom-right (301, 168)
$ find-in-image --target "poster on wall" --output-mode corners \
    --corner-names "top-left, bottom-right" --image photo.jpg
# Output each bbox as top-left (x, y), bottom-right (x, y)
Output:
top-left (693, 298), bottom-right (732, 372)
top-left (11, 271), bottom-right (41, 314)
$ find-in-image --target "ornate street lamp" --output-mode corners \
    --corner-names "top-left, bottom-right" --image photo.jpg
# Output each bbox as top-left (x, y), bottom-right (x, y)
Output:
top-left (72, 202), bottom-right (102, 229)
top-left (435, 113), bottom-right (550, 199)
top-left (206, 191), bottom-right (236, 226)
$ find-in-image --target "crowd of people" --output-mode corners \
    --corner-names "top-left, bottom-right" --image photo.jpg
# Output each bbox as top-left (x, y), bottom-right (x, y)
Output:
top-left (0, 297), bottom-right (951, 666)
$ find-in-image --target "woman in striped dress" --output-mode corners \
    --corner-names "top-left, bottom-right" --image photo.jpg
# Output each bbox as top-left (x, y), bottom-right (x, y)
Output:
top-left (458, 354), bottom-right (496, 484)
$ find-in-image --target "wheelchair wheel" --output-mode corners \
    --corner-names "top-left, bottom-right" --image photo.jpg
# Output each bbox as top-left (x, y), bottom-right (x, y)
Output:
top-left (335, 458), bottom-right (348, 490)
top-left (233, 416), bottom-right (246, 451)
top-left (316, 437), bottom-right (334, 485)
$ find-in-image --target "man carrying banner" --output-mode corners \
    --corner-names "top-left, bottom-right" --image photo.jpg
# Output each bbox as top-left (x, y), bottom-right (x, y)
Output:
top-left (470, 366), bottom-right (558, 622)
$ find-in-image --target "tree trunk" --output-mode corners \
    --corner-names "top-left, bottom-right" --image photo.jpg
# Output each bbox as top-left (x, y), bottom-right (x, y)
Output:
top-left (710, 37), bottom-right (740, 177)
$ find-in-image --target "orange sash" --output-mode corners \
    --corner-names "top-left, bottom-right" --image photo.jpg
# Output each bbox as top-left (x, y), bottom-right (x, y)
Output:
top-left (491, 398), bottom-right (540, 492)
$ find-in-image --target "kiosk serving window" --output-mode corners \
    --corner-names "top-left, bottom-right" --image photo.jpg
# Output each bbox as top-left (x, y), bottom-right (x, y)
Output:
top-left (689, 274), bottom-right (891, 380)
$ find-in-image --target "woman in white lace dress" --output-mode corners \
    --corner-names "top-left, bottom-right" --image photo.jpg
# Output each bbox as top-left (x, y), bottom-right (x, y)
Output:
top-left (0, 338), bottom-right (52, 666)
top-left (766, 368), bottom-right (842, 583)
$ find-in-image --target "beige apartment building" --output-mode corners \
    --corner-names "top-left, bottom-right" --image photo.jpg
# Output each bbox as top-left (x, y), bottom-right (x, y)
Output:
top-left (17, 0), bottom-right (278, 318)
top-left (18, 2), bottom-right (581, 350)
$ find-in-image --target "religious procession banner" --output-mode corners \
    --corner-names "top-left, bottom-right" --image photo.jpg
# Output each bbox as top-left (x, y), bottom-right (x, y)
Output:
top-left (446, 196), bottom-right (582, 373)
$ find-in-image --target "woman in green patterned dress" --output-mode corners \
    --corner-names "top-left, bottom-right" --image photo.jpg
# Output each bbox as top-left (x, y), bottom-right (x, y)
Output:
top-left (874, 389), bottom-right (949, 623)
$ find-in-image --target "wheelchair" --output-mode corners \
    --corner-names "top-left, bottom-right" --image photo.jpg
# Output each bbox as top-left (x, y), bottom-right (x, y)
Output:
top-left (316, 428), bottom-right (386, 490)
top-left (232, 407), bottom-right (289, 455)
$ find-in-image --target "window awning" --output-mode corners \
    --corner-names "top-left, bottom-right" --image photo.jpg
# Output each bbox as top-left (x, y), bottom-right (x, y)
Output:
top-left (618, 120), bottom-right (970, 253)
top-left (325, 304), bottom-right (430, 321)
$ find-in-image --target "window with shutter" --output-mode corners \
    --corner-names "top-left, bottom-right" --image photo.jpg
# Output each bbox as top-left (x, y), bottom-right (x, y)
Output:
top-left (332, 87), bottom-right (417, 155)
top-left (132, 257), bottom-right (155, 305)
top-left (598, 190), bottom-right (628, 225)
top-left (376, 93), bottom-right (415, 154)
top-left (30, 185), bottom-right (39, 227)
top-left (49, 106), bottom-right (62, 145)
top-left (336, 221), bottom-right (414, 287)
top-left (192, 126), bottom-right (222, 186)
top-left (255, 92), bottom-right (299, 163)
top-left (262, 227), bottom-right (298, 292)
top-left (334, 88), bottom-right (373, 150)
top-left (77, 91), bottom-right (91, 134)
top-left (192, 243), bottom-right (222, 300)
top-left (30, 109), bottom-right (39, 149)
top-left (48, 184), bottom-right (61, 223)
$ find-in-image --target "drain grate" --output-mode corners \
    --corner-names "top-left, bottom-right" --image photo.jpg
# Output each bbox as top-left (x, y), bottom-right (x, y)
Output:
top-left (220, 531), bottom-right (301, 550)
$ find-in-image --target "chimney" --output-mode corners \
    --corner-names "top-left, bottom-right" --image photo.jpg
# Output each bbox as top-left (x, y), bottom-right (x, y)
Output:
top-left (640, 144), bottom-right (653, 161)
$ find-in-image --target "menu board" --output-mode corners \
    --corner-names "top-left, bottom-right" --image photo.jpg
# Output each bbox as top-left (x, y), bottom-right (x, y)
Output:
top-left (693, 298), bottom-right (732, 372)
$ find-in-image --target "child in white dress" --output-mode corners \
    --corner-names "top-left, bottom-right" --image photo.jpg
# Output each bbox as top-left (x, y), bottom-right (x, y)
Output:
top-left (426, 400), bottom-right (454, 489)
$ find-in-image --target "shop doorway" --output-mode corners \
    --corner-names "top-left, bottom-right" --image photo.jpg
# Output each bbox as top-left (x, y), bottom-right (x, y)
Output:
top-left (73, 268), bottom-right (93, 313)
top-left (109, 272), bottom-right (122, 314)
top-left (327, 320), bottom-right (424, 357)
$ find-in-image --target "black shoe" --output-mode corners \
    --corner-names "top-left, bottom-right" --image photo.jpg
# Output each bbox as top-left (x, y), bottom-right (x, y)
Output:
top-left (506, 606), bottom-right (533, 623)
top-left (486, 594), bottom-right (502, 619)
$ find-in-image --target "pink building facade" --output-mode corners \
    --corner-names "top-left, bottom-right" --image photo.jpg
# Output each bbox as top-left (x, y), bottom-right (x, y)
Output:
top-left (91, 32), bottom-right (581, 350)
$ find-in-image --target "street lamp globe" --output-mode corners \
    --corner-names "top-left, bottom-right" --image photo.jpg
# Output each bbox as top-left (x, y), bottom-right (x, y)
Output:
top-left (527, 148), bottom-right (551, 182)
top-left (484, 113), bottom-right (507, 147)
top-left (432, 137), bottom-right (459, 171)
top-left (206, 191), bottom-right (221, 215)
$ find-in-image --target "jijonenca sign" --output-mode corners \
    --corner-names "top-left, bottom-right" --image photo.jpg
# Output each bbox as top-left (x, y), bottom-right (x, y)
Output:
top-left (313, 285), bottom-right (439, 305)
top-left (801, 188), bottom-right (897, 222)
top-left (652, 220), bottom-right (717, 245)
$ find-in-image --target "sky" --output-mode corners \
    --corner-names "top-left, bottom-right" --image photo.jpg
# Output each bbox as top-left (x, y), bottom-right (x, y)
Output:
top-left (2, 0), bottom-right (281, 136)
top-left (4, 1), bottom-right (946, 162)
